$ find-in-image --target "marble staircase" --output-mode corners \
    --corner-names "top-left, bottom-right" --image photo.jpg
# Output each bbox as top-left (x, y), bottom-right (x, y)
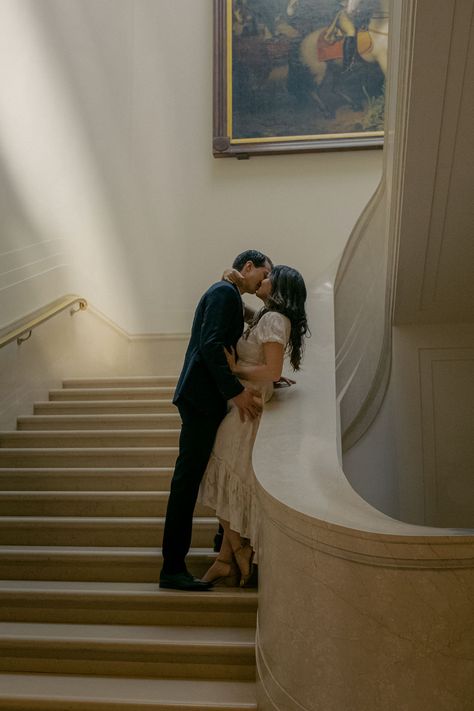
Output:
top-left (0, 376), bottom-right (257, 710)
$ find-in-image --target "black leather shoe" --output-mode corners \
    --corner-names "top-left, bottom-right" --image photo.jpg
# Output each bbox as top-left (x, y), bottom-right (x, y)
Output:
top-left (159, 571), bottom-right (213, 591)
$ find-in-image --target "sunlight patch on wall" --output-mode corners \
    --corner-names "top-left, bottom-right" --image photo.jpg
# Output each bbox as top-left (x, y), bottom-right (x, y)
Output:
top-left (0, 0), bottom-right (138, 326)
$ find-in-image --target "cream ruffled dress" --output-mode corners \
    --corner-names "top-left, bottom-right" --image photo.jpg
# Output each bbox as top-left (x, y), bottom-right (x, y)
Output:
top-left (198, 311), bottom-right (291, 556)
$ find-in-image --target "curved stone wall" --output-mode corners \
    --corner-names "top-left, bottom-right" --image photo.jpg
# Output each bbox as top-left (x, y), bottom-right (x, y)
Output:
top-left (253, 279), bottom-right (474, 711)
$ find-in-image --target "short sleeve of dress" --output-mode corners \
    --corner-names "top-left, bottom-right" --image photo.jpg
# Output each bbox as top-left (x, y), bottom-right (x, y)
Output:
top-left (257, 312), bottom-right (291, 346)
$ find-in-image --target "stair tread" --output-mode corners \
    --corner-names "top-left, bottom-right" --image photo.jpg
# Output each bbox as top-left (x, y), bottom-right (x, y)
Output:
top-left (0, 491), bottom-right (172, 498)
top-left (0, 545), bottom-right (214, 555)
top-left (1, 430), bottom-right (180, 436)
top-left (18, 414), bottom-right (180, 419)
top-left (0, 516), bottom-right (215, 523)
top-left (21, 413), bottom-right (178, 416)
top-left (0, 673), bottom-right (256, 706)
top-left (63, 376), bottom-right (178, 384)
top-left (48, 388), bottom-right (175, 401)
top-left (17, 412), bottom-right (180, 422)
top-left (50, 388), bottom-right (175, 393)
top-left (0, 581), bottom-right (257, 607)
top-left (0, 621), bottom-right (255, 645)
top-left (0, 580), bottom-right (257, 599)
top-left (0, 446), bottom-right (178, 452)
top-left (18, 414), bottom-right (181, 427)
top-left (35, 401), bottom-right (174, 407)
top-left (0, 432), bottom-right (179, 449)
top-left (0, 470), bottom-right (175, 492)
top-left (0, 467), bottom-right (173, 473)
top-left (35, 400), bottom-right (173, 404)
top-left (33, 401), bottom-right (176, 415)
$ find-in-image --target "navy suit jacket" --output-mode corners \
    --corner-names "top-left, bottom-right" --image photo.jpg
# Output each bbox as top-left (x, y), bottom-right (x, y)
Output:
top-left (173, 281), bottom-right (245, 417)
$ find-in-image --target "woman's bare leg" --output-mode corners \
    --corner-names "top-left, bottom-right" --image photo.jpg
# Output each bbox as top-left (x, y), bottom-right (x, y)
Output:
top-left (201, 519), bottom-right (239, 584)
top-left (218, 518), bottom-right (242, 554)
top-left (217, 529), bottom-right (234, 563)
top-left (219, 518), bottom-right (254, 585)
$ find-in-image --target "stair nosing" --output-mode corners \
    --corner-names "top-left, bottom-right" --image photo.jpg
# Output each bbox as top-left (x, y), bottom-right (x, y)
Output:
top-left (0, 516), bottom-right (216, 523)
top-left (0, 621), bottom-right (256, 648)
top-left (0, 544), bottom-right (214, 555)
top-left (34, 399), bottom-right (174, 405)
top-left (0, 581), bottom-right (258, 604)
top-left (1, 429), bottom-right (180, 435)
top-left (0, 468), bottom-right (174, 473)
top-left (0, 673), bottom-right (257, 709)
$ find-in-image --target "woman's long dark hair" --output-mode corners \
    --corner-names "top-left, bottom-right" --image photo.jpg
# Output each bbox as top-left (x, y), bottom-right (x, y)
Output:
top-left (249, 265), bottom-right (310, 370)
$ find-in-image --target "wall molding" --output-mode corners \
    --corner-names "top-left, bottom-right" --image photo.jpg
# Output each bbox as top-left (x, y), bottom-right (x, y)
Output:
top-left (258, 483), bottom-right (474, 571)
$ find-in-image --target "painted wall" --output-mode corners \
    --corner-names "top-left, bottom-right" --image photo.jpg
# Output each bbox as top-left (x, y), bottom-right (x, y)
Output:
top-left (342, 322), bottom-right (474, 528)
top-left (392, 323), bottom-right (474, 528)
top-left (0, 0), bottom-right (382, 334)
top-left (342, 382), bottom-right (400, 520)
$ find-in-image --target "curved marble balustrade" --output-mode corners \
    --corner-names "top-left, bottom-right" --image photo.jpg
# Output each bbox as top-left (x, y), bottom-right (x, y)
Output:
top-left (334, 0), bottom-right (410, 451)
top-left (334, 182), bottom-right (391, 451)
top-left (253, 277), bottom-right (474, 711)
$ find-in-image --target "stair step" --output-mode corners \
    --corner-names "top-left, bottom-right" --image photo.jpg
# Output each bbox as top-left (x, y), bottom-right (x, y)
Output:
top-left (34, 400), bottom-right (176, 415)
top-left (0, 581), bottom-right (258, 626)
top-left (0, 468), bottom-right (174, 491)
top-left (0, 516), bottom-right (216, 546)
top-left (0, 674), bottom-right (257, 710)
top-left (0, 491), bottom-right (212, 517)
top-left (63, 376), bottom-right (178, 389)
top-left (0, 546), bottom-right (216, 582)
top-left (0, 371), bottom-right (256, 702)
top-left (0, 622), bottom-right (256, 680)
top-left (17, 414), bottom-right (181, 430)
top-left (0, 447), bottom-right (178, 467)
top-left (49, 388), bottom-right (175, 401)
top-left (0, 430), bottom-right (179, 448)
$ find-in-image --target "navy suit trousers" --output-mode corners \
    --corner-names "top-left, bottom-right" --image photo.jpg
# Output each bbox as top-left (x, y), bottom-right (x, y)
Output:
top-left (161, 399), bottom-right (224, 574)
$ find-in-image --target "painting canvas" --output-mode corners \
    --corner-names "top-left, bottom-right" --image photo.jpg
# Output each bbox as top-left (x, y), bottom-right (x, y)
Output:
top-left (213, 0), bottom-right (388, 157)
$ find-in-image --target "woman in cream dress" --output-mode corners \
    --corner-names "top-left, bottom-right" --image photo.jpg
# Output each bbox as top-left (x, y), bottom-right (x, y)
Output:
top-left (198, 265), bottom-right (309, 586)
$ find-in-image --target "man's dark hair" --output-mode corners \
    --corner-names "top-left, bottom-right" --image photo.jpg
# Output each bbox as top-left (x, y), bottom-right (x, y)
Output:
top-left (232, 250), bottom-right (272, 272)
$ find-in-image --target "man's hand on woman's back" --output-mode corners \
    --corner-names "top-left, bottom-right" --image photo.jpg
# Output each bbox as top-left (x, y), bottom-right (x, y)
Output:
top-left (232, 388), bottom-right (262, 422)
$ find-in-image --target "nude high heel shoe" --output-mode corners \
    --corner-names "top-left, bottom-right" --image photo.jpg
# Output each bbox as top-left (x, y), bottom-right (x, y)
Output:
top-left (234, 544), bottom-right (255, 587)
top-left (201, 558), bottom-right (240, 587)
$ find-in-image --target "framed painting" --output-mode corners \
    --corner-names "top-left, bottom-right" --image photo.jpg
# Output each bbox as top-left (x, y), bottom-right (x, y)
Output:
top-left (213, 0), bottom-right (388, 158)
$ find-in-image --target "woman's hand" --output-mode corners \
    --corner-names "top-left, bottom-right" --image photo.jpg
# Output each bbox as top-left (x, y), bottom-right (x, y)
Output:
top-left (273, 376), bottom-right (296, 388)
top-left (224, 346), bottom-right (238, 373)
top-left (222, 268), bottom-right (244, 288)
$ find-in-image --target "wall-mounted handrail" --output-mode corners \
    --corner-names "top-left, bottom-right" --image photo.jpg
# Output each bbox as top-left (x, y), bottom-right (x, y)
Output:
top-left (0, 295), bottom-right (88, 349)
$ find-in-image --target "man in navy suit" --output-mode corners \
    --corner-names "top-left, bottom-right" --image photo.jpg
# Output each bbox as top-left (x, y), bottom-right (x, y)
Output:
top-left (160, 250), bottom-right (272, 591)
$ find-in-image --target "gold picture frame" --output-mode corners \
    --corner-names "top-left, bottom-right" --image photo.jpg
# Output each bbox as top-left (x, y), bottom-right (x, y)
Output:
top-left (213, 0), bottom-right (388, 158)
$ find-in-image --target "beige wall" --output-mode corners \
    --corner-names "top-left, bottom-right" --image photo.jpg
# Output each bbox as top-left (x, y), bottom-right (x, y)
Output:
top-left (0, 0), bottom-right (382, 334)
top-left (342, 322), bottom-right (474, 529)
top-left (342, 381), bottom-right (400, 519)
top-left (0, 306), bottom-right (187, 430)
top-left (392, 323), bottom-right (474, 528)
